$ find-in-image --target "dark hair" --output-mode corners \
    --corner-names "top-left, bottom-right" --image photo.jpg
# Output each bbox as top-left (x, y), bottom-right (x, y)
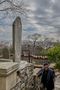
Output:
top-left (44, 62), bottom-right (48, 66)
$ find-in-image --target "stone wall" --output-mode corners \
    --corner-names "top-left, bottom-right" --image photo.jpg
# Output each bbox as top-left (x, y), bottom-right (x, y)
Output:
top-left (17, 61), bottom-right (34, 90)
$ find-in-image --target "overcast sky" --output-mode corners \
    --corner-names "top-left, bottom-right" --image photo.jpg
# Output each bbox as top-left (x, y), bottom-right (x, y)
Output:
top-left (0, 0), bottom-right (60, 42)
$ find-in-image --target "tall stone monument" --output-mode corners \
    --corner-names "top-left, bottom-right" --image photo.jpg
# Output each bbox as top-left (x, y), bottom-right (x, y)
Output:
top-left (13, 17), bottom-right (22, 62)
top-left (12, 17), bottom-right (34, 90)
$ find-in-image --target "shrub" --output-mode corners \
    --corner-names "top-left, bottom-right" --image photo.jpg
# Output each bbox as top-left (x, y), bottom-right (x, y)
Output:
top-left (55, 61), bottom-right (60, 70)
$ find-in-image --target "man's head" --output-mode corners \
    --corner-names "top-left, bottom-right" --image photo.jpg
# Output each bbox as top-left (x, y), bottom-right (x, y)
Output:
top-left (44, 63), bottom-right (49, 71)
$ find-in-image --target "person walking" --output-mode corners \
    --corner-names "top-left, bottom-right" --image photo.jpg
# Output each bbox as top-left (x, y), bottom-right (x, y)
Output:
top-left (38, 63), bottom-right (55, 90)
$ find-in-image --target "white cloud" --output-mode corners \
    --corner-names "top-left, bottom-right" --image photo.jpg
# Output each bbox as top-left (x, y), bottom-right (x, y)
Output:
top-left (0, 0), bottom-right (60, 41)
top-left (0, 27), bottom-right (5, 32)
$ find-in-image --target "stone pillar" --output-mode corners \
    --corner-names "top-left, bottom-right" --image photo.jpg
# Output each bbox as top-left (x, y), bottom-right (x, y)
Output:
top-left (0, 62), bottom-right (18, 90)
top-left (12, 17), bottom-right (22, 62)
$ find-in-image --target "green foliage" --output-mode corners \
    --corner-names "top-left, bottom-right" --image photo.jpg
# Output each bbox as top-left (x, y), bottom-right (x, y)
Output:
top-left (47, 45), bottom-right (60, 62)
top-left (39, 49), bottom-right (48, 56)
top-left (2, 47), bottom-right (9, 59)
top-left (55, 61), bottom-right (60, 69)
top-left (47, 45), bottom-right (60, 69)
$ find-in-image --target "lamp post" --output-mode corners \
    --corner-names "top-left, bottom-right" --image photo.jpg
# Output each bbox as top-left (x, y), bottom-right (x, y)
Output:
top-left (28, 45), bottom-right (30, 63)
top-left (8, 42), bottom-right (11, 59)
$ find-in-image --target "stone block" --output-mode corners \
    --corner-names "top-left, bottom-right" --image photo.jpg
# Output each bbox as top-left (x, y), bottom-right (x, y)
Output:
top-left (0, 62), bottom-right (18, 90)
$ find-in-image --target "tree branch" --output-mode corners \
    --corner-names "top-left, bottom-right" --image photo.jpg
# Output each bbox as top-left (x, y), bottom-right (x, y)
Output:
top-left (0, 0), bottom-right (6, 4)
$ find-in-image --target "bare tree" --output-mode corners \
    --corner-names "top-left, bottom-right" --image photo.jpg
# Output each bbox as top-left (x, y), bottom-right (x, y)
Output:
top-left (0, 0), bottom-right (28, 20)
top-left (27, 33), bottom-right (41, 55)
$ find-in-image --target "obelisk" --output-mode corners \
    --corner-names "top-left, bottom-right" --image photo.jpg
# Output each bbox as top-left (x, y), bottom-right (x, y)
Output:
top-left (12, 17), bottom-right (22, 62)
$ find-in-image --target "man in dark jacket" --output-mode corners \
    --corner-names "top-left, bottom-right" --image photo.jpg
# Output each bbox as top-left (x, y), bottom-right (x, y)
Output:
top-left (38, 63), bottom-right (55, 90)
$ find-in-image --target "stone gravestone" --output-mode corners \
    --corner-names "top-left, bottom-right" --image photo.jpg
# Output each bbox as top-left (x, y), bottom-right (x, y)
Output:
top-left (12, 17), bottom-right (34, 90)
top-left (12, 17), bottom-right (22, 62)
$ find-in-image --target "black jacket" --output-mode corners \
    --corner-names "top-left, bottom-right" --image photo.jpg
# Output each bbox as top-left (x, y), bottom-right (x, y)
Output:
top-left (38, 68), bottom-right (55, 89)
